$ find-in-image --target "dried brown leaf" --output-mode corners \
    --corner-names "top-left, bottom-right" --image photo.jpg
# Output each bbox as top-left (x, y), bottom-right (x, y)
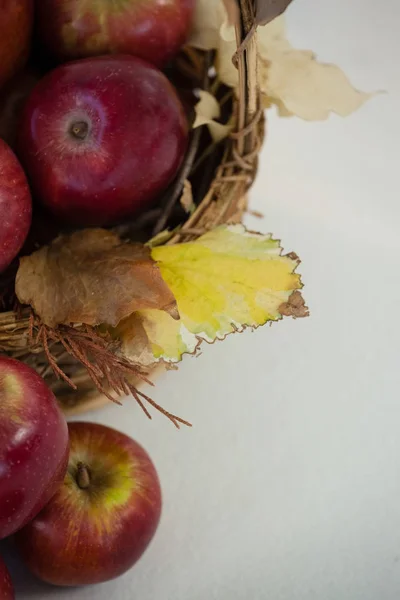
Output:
top-left (115, 312), bottom-right (157, 368)
top-left (279, 290), bottom-right (309, 318)
top-left (16, 229), bottom-right (178, 328)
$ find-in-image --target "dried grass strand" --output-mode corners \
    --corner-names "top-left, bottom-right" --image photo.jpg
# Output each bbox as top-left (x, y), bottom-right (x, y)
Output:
top-left (24, 313), bottom-right (191, 425)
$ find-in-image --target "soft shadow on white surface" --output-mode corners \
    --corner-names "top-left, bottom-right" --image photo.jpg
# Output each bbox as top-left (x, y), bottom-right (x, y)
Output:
top-left (8, 0), bottom-right (400, 598)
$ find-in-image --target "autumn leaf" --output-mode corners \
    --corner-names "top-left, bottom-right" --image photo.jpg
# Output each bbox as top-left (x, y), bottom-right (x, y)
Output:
top-left (189, 0), bottom-right (227, 50)
top-left (116, 225), bottom-right (307, 366)
top-left (117, 309), bottom-right (194, 367)
top-left (256, 19), bottom-right (373, 120)
top-left (190, 6), bottom-right (372, 121)
top-left (193, 90), bottom-right (234, 142)
top-left (16, 229), bottom-right (178, 328)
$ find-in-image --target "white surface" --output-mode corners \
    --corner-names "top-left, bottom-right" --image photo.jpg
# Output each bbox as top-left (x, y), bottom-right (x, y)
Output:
top-left (4, 0), bottom-right (400, 598)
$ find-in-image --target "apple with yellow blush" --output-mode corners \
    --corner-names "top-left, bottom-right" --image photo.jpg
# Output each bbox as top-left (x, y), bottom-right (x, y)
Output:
top-left (35, 0), bottom-right (195, 68)
top-left (15, 422), bottom-right (162, 586)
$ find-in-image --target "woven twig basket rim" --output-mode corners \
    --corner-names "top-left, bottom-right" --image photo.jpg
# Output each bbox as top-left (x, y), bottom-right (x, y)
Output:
top-left (0, 0), bottom-right (264, 416)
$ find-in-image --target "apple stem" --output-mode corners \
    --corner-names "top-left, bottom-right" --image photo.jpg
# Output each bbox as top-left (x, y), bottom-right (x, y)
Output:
top-left (76, 462), bottom-right (91, 490)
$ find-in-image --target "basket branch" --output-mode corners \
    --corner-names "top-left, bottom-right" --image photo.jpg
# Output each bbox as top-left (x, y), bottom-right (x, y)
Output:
top-left (0, 11), bottom-right (265, 417)
top-left (235, 0), bottom-right (260, 158)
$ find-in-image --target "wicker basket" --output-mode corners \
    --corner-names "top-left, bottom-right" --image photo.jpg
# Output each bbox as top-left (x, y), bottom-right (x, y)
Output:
top-left (0, 0), bottom-right (264, 417)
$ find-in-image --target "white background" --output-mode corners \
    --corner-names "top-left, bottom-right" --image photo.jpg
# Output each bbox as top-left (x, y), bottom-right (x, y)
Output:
top-left (3, 0), bottom-right (400, 598)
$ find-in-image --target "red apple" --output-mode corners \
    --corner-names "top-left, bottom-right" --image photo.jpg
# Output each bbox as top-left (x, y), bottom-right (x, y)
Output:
top-left (15, 422), bottom-right (162, 586)
top-left (0, 140), bottom-right (32, 274)
top-left (0, 1), bottom-right (33, 90)
top-left (0, 556), bottom-right (14, 600)
top-left (35, 0), bottom-right (195, 68)
top-left (0, 357), bottom-right (69, 540)
top-left (18, 55), bottom-right (189, 226)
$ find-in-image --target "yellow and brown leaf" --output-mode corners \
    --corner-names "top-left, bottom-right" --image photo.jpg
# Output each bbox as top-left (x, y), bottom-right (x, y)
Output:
top-left (116, 225), bottom-right (308, 367)
top-left (16, 226), bottom-right (307, 368)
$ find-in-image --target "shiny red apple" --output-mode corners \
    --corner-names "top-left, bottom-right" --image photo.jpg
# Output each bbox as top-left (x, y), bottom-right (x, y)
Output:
top-left (35, 0), bottom-right (195, 68)
top-left (15, 421), bottom-right (162, 586)
top-left (0, 556), bottom-right (14, 600)
top-left (0, 140), bottom-right (32, 274)
top-left (18, 55), bottom-right (189, 226)
top-left (0, 357), bottom-right (69, 540)
top-left (0, 1), bottom-right (33, 90)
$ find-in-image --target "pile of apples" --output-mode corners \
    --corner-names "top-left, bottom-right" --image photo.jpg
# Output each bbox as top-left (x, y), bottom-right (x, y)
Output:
top-left (0, 356), bottom-right (162, 597)
top-left (0, 0), bottom-right (195, 275)
top-left (0, 0), bottom-right (199, 595)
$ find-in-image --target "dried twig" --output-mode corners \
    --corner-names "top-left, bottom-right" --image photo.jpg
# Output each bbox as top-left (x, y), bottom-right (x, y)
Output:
top-left (27, 313), bottom-right (191, 427)
top-left (128, 384), bottom-right (192, 429)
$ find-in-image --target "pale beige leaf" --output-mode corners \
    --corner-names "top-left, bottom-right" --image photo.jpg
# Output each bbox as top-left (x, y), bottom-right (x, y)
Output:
top-left (260, 50), bottom-right (372, 120)
top-left (193, 90), bottom-right (233, 142)
top-left (189, 0), bottom-right (227, 50)
top-left (193, 90), bottom-right (220, 123)
top-left (180, 180), bottom-right (195, 214)
top-left (190, 3), bottom-right (371, 121)
top-left (216, 37), bottom-right (240, 89)
top-left (222, 0), bottom-right (240, 25)
top-left (257, 14), bottom-right (292, 54)
top-left (16, 229), bottom-right (178, 328)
